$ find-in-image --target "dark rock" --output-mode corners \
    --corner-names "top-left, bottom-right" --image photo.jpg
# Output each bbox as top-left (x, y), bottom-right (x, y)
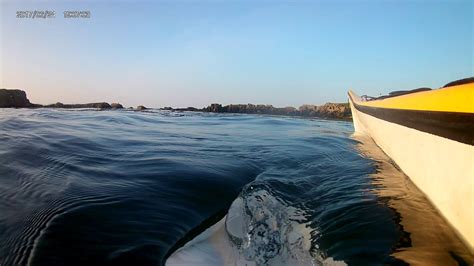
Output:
top-left (46, 102), bottom-right (65, 108)
top-left (205, 103), bottom-right (223, 112)
top-left (44, 102), bottom-right (112, 109)
top-left (174, 107), bottom-right (200, 112)
top-left (161, 107), bottom-right (173, 110)
top-left (299, 103), bottom-right (351, 119)
top-left (273, 106), bottom-right (298, 116)
top-left (0, 89), bottom-right (32, 108)
top-left (314, 103), bottom-right (351, 119)
top-left (1, 88), bottom-right (350, 119)
top-left (111, 103), bottom-right (124, 109)
top-left (200, 102), bottom-right (351, 120)
top-left (91, 102), bottom-right (112, 109)
top-left (298, 104), bottom-right (318, 117)
top-left (217, 104), bottom-right (276, 114)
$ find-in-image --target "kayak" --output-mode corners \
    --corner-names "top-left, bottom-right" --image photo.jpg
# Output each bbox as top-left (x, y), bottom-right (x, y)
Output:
top-left (348, 78), bottom-right (474, 253)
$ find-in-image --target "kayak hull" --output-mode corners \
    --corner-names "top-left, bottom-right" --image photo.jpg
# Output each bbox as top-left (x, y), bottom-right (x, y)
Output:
top-left (348, 84), bottom-right (474, 253)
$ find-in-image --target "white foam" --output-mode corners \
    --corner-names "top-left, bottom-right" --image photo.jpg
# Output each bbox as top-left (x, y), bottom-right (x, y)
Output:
top-left (166, 185), bottom-right (347, 266)
top-left (166, 216), bottom-right (242, 266)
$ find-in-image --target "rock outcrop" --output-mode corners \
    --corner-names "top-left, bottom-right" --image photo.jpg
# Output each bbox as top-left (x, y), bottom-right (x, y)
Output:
top-left (199, 102), bottom-right (351, 120)
top-left (111, 103), bottom-right (124, 109)
top-left (202, 104), bottom-right (301, 116)
top-left (0, 88), bottom-right (350, 119)
top-left (44, 102), bottom-right (112, 109)
top-left (0, 89), bottom-right (32, 108)
top-left (298, 103), bottom-right (351, 119)
top-left (173, 107), bottom-right (199, 112)
top-left (0, 88), bottom-right (127, 109)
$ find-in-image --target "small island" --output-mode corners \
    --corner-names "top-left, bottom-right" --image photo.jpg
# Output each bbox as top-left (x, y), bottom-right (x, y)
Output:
top-left (173, 103), bottom-right (351, 120)
top-left (0, 89), bottom-right (123, 109)
top-left (0, 88), bottom-right (351, 120)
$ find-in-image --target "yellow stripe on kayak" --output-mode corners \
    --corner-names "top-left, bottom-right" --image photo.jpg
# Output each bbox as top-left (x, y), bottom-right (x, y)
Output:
top-left (351, 83), bottom-right (474, 113)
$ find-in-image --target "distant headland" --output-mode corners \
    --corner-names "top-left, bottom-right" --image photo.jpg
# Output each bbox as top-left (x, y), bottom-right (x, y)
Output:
top-left (0, 88), bottom-right (351, 120)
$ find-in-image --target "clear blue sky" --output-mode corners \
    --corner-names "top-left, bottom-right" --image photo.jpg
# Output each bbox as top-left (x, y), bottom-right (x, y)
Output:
top-left (1, 0), bottom-right (472, 108)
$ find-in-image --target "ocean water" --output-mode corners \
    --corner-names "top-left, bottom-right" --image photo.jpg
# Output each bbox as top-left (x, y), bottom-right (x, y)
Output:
top-left (0, 109), bottom-right (471, 266)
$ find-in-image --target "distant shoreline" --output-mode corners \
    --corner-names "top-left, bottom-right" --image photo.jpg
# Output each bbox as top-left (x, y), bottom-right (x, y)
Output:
top-left (170, 103), bottom-right (352, 120)
top-left (0, 88), bottom-right (352, 120)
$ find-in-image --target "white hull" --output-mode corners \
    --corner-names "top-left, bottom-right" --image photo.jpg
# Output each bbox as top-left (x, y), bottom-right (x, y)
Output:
top-left (349, 99), bottom-right (474, 253)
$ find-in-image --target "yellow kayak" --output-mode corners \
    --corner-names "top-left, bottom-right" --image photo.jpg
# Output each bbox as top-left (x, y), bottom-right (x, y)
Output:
top-left (348, 78), bottom-right (474, 253)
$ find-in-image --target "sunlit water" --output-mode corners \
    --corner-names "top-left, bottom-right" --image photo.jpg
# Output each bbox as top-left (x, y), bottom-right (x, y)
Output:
top-left (0, 109), bottom-right (471, 266)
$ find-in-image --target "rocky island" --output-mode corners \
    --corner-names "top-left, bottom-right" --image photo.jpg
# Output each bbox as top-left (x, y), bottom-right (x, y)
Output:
top-left (0, 89), bottom-right (124, 109)
top-left (0, 88), bottom-right (351, 120)
top-left (0, 89), bottom-right (39, 108)
top-left (44, 102), bottom-right (124, 109)
top-left (171, 103), bottom-right (351, 120)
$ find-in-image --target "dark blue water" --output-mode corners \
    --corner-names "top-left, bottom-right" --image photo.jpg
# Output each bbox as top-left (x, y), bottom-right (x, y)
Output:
top-left (0, 109), bottom-right (470, 266)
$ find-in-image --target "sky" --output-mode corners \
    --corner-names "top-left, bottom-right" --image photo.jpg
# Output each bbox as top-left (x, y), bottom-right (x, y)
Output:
top-left (1, 0), bottom-right (472, 108)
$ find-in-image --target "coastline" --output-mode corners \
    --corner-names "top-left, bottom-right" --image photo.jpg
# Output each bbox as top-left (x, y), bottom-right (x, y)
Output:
top-left (0, 88), bottom-right (352, 120)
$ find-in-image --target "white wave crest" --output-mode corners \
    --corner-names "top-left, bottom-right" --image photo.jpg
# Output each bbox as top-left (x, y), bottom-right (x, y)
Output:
top-left (166, 184), bottom-right (346, 266)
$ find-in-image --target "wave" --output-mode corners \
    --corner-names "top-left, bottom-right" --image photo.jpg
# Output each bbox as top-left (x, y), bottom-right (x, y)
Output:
top-left (167, 182), bottom-right (346, 266)
top-left (2, 109), bottom-right (470, 265)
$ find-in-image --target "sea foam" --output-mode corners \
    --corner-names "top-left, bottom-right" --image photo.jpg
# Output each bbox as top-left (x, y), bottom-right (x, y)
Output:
top-left (167, 183), bottom-right (346, 266)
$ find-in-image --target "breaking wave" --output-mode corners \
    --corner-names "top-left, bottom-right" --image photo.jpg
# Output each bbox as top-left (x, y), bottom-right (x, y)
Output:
top-left (225, 182), bottom-right (345, 266)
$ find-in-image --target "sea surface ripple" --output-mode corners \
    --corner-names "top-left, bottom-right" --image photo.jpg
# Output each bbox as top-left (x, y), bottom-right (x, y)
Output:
top-left (0, 109), bottom-right (471, 266)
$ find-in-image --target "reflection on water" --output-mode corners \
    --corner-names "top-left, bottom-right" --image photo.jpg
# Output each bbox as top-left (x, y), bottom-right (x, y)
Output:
top-left (354, 134), bottom-right (473, 265)
top-left (168, 125), bottom-right (473, 265)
